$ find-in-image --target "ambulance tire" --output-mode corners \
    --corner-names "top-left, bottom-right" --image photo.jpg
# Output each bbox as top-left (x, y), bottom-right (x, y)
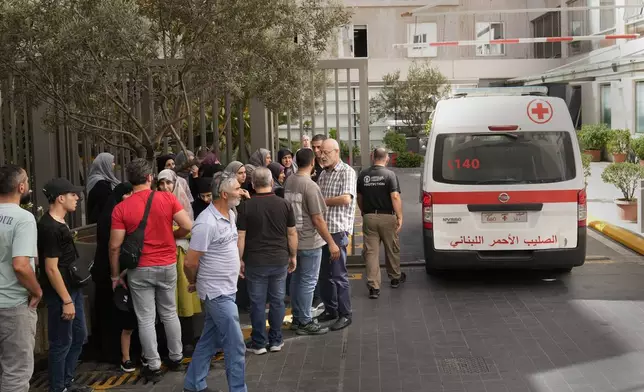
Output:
top-left (552, 267), bottom-right (573, 274)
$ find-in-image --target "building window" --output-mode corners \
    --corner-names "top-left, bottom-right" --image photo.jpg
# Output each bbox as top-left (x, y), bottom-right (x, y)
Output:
top-left (601, 85), bottom-right (611, 127)
top-left (600, 0), bottom-right (616, 31)
top-left (532, 11), bottom-right (562, 58)
top-left (475, 22), bottom-right (505, 56)
top-left (353, 25), bottom-right (368, 58)
top-left (407, 23), bottom-right (438, 58)
top-left (637, 82), bottom-right (644, 133)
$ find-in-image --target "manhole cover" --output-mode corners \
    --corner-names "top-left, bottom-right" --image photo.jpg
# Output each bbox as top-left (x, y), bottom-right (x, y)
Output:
top-left (435, 357), bottom-right (490, 375)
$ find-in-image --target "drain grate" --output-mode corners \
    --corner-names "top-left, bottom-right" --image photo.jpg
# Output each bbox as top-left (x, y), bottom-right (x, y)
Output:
top-left (435, 357), bottom-right (490, 375)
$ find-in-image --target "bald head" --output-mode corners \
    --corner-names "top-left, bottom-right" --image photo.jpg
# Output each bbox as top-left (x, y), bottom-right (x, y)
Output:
top-left (320, 138), bottom-right (341, 168)
top-left (373, 147), bottom-right (388, 162)
top-left (322, 138), bottom-right (339, 151)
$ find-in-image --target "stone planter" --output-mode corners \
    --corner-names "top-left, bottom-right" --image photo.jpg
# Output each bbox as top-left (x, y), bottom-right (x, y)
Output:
top-left (615, 199), bottom-right (638, 222)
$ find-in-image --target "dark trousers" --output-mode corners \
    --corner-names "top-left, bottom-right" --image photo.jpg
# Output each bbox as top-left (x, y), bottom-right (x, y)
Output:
top-left (320, 231), bottom-right (351, 318)
top-left (46, 290), bottom-right (87, 392)
top-left (245, 265), bottom-right (288, 346)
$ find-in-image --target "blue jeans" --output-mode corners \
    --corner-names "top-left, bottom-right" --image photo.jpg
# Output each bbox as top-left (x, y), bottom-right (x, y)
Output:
top-left (290, 248), bottom-right (323, 325)
top-left (245, 265), bottom-right (288, 347)
top-left (320, 232), bottom-right (351, 317)
top-left (184, 294), bottom-right (247, 392)
top-left (45, 290), bottom-right (87, 392)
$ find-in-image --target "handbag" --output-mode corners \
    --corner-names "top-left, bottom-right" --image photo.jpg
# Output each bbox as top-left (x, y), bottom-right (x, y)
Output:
top-left (119, 191), bottom-right (155, 270)
top-left (68, 240), bottom-right (93, 288)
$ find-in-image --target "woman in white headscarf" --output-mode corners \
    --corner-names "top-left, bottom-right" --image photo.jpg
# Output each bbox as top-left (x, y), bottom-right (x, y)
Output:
top-left (157, 169), bottom-right (194, 219)
top-left (156, 169), bottom-right (201, 350)
top-left (86, 152), bottom-right (121, 224)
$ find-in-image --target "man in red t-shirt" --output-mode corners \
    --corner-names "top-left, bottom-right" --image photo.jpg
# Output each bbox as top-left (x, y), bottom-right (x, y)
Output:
top-left (109, 158), bottom-right (192, 383)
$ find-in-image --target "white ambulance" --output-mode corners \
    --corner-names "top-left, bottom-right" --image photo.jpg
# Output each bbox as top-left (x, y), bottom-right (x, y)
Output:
top-left (421, 87), bottom-right (587, 274)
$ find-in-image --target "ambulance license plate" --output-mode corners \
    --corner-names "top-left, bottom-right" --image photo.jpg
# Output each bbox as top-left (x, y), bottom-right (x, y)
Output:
top-left (481, 212), bottom-right (528, 223)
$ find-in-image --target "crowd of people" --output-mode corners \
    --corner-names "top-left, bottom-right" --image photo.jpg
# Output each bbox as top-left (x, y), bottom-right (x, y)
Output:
top-left (0, 132), bottom-right (405, 392)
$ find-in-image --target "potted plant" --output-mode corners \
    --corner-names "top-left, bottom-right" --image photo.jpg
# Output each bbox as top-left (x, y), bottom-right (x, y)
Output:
top-left (600, 162), bottom-right (644, 222)
top-left (607, 129), bottom-right (631, 163)
top-left (581, 153), bottom-right (592, 185)
top-left (383, 130), bottom-right (407, 166)
top-left (632, 137), bottom-right (644, 166)
top-left (578, 124), bottom-right (610, 162)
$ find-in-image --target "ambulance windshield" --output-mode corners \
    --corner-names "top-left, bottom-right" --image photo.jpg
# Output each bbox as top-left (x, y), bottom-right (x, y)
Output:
top-left (432, 131), bottom-right (577, 185)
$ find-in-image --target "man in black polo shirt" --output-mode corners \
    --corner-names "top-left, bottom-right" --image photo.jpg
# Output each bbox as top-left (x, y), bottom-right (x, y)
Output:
top-left (237, 167), bottom-right (297, 355)
top-left (357, 148), bottom-right (405, 299)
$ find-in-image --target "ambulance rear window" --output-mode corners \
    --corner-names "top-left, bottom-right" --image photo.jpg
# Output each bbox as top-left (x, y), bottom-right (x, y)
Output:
top-left (432, 131), bottom-right (577, 185)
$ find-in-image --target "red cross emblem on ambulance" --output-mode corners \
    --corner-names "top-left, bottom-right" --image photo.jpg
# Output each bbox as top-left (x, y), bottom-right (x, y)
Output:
top-left (527, 99), bottom-right (553, 124)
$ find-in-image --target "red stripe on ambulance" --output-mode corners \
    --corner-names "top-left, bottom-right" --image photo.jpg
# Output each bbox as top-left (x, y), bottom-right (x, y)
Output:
top-left (431, 190), bottom-right (579, 205)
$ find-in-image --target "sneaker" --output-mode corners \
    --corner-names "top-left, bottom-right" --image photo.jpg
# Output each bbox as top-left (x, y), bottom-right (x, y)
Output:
top-left (330, 316), bottom-right (352, 331)
top-left (246, 342), bottom-right (267, 355)
top-left (296, 321), bottom-right (329, 336)
top-left (289, 320), bottom-right (301, 331)
top-left (391, 272), bottom-right (407, 288)
top-left (165, 357), bottom-right (184, 371)
top-left (316, 311), bottom-right (338, 323)
top-left (312, 297), bottom-right (323, 309)
top-left (369, 288), bottom-right (380, 299)
top-left (121, 360), bottom-right (136, 373)
top-left (311, 303), bottom-right (325, 318)
top-left (142, 366), bottom-right (163, 384)
top-left (269, 342), bottom-right (284, 352)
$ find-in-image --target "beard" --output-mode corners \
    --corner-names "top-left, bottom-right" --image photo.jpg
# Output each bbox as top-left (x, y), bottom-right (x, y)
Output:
top-left (19, 190), bottom-right (32, 205)
top-left (228, 197), bottom-right (241, 208)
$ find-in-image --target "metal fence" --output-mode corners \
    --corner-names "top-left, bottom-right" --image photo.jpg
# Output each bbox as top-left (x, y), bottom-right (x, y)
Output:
top-left (0, 58), bottom-right (370, 228)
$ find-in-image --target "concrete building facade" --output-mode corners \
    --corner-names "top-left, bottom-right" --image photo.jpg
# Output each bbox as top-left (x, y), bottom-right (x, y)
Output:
top-left (279, 0), bottom-right (644, 147)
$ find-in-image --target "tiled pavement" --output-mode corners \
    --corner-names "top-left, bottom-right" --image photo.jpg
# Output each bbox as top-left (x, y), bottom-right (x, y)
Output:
top-left (31, 170), bottom-right (644, 392)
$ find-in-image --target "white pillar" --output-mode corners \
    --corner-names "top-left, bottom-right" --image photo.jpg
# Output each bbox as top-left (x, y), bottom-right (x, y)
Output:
top-left (561, 0), bottom-right (569, 58)
top-left (615, 0), bottom-right (627, 46)
top-left (588, 0), bottom-right (601, 50)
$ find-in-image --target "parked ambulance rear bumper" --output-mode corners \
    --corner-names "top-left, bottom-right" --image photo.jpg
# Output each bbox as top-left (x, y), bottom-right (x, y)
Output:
top-left (423, 227), bottom-right (587, 270)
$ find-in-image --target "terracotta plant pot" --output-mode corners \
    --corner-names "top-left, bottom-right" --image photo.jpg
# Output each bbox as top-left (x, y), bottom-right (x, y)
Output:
top-left (639, 159), bottom-right (644, 167)
top-left (613, 153), bottom-right (627, 163)
top-left (390, 153), bottom-right (398, 167)
top-left (615, 199), bottom-right (638, 222)
top-left (584, 149), bottom-right (601, 162)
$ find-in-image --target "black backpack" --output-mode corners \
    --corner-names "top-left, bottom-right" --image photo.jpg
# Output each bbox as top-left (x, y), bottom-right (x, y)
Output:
top-left (119, 191), bottom-right (155, 270)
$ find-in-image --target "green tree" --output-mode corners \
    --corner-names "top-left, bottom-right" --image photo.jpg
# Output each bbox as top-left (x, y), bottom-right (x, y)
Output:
top-left (370, 61), bottom-right (450, 136)
top-left (0, 0), bottom-right (351, 159)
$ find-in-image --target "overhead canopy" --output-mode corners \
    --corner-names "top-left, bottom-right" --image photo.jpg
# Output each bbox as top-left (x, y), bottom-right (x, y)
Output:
top-left (509, 49), bottom-right (644, 85)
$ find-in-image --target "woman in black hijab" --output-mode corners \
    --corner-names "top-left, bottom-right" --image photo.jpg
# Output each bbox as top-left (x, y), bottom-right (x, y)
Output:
top-left (192, 176), bottom-right (213, 219)
top-left (91, 182), bottom-right (140, 371)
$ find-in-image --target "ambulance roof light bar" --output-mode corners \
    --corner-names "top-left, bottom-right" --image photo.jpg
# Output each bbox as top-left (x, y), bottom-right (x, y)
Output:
top-left (451, 86), bottom-right (549, 98)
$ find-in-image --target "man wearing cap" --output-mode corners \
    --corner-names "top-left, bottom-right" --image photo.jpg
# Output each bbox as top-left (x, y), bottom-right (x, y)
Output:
top-left (0, 164), bottom-right (42, 392)
top-left (38, 177), bottom-right (91, 392)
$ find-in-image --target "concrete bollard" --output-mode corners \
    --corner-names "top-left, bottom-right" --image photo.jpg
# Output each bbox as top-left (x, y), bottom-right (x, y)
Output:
top-left (639, 180), bottom-right (644, 233)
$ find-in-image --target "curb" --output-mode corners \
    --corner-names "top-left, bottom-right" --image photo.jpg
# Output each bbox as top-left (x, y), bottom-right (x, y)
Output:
top-left (587, 215), bottom-right (644, 255)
